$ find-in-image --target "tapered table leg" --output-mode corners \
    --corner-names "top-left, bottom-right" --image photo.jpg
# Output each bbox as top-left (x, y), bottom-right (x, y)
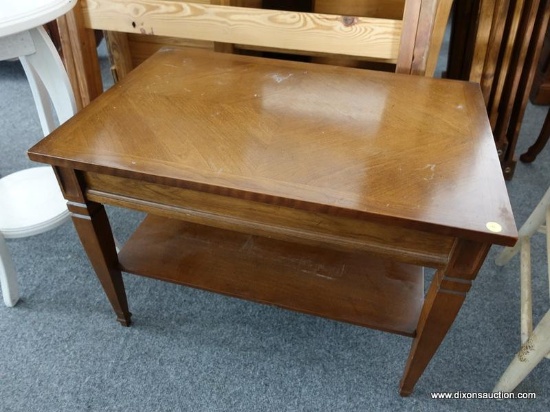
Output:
top-left (399, 240), bottom-right (490, 395)
top-left (68, 200), bottom-right (132, 326)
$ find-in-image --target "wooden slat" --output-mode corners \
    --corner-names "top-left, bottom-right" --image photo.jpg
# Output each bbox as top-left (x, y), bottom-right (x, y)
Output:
top-left (310, 0), bottom-right (406, 69)
top-left (424, 0), bottom-right (453, 76)
top-left (469, 0), bottom-right (497, 85)
top-left (479, 0), bottom-right (511, 105)
top-left (82, 0), bottom-right (402, 60)
top-left (104, 31), bottom-right (133, 81)
top-left (57, 7), bottom-right (104, 108)
top-left (399, 0), bottom-right (453, 77)
top-left (493, 0), bottom-right (540, 147)
top-left (446, 0), bottom-right (484, 80)
top-left (503, 0), bottom-right (550, 166)
top-left (395, 0), bottom-right (423, 73)
top-left (488, 0), bottom-right (525, 128)
top-left (410, 0), bottom-right (439, 75)
top-left (313, 0), bottom-right (406, 19)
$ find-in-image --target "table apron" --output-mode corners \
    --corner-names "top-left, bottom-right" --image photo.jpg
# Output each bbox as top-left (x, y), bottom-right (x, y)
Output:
top-left (80, 171), bottom-right (455, 268)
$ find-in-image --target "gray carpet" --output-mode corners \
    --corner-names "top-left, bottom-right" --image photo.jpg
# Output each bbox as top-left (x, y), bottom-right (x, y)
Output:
top-left (1, 40), bottom-right (549, 411)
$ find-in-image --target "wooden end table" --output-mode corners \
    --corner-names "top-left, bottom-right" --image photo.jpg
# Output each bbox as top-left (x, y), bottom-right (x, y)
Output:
top-left (28, 48), bottom-right (517, 395)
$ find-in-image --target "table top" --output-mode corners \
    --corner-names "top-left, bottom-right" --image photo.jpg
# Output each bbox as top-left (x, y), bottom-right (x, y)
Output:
top-left (0, 0), bottom-right (75, 37)
top-left (28, 47), bottom-right (517, 246)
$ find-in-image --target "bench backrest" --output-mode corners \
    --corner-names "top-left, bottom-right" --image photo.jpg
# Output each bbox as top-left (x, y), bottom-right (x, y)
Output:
top-left (56, 0), bottom-right (453, 108)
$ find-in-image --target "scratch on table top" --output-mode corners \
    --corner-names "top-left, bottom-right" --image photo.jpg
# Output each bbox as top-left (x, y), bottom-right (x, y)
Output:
top-left (271, 73), bottom-right (294, 83)
top-left (421, 164), bottom-right (436, 181)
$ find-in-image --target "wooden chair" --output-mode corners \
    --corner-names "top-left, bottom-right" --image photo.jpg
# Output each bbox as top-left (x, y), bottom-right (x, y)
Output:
top-left (447, 0), bottom-right (550, 179)
top-left (55, 0), bottom-right (454, 109)
top-left (494, 187), bottom-right (550, 392)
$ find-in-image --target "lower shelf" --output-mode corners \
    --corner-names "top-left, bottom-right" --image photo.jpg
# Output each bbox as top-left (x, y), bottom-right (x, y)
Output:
top-left (118, 214), bottom-right (424, 337)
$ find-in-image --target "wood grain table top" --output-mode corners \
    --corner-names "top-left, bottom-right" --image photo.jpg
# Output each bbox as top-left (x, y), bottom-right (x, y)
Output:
top-left (28, 47), bottom-right (517, 245)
